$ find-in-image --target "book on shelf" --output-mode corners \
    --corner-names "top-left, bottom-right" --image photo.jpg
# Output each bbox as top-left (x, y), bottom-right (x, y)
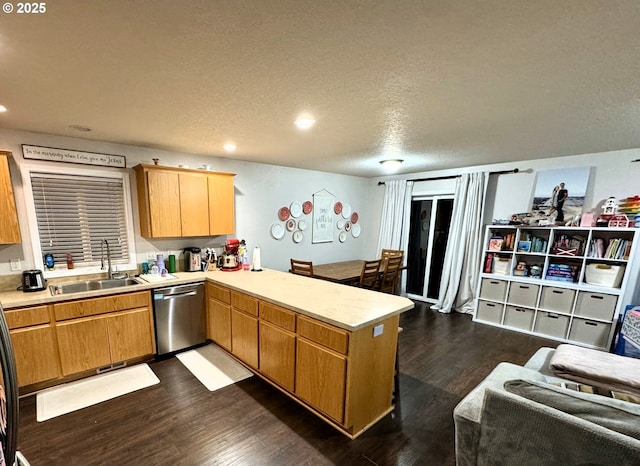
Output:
top-left (484, 253), bottom-right (494, 273)
top-left (488, 237), bottom-right (504, 251)
top-left (592, 238), bottom-right (633, 260)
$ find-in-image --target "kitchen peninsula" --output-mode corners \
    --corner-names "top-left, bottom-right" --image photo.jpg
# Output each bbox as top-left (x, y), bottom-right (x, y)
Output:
top-left (0, 269), bottom-right (414, 438)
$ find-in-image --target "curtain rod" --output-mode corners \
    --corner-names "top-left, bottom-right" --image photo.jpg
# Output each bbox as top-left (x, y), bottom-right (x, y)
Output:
top-left (377, 168), bottom-right (520, 186)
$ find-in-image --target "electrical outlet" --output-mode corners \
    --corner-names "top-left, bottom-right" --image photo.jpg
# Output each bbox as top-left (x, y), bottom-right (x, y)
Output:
top-left (9, 259), bottom-right (21, 271)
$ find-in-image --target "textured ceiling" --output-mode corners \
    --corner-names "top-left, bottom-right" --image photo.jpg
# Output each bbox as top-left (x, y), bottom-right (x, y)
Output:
top-left (1, 1), bottom-right (640, 177)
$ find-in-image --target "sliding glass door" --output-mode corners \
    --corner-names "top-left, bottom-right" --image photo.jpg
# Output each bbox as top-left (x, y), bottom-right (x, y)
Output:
top-left (406, 196), bottom-right (454, 302)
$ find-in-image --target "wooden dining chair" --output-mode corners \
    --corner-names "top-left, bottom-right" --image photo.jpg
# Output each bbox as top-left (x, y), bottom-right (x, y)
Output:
top-left (358, 259), bottom-right (382, 289)
top-left (381, 249), bottom-right (404, 259)
top-left (290, 259), bottom-right (314, 277)
top-left (378, 255), bottom-right (403, 294)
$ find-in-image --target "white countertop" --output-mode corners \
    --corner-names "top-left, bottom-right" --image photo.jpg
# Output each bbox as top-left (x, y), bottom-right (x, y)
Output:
top-left (0, 269), bottom-right (414, 331)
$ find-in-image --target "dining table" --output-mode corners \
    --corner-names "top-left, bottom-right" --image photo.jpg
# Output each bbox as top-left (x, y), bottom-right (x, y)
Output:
top-left (312, 260), bottom-right (367, 285)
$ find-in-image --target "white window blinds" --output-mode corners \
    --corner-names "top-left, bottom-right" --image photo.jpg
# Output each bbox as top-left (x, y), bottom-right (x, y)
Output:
top-left (30, 172), bottom-right (130, 267)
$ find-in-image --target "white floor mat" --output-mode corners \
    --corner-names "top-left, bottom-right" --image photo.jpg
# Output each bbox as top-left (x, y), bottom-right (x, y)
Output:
top-left (36, 363), bottom-right (159, 422)
top-left (176, 344), bottom-right (253, 391)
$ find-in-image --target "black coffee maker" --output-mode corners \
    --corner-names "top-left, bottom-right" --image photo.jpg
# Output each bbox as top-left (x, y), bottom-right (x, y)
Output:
top-left (183, 247), bottom-right (202, 272)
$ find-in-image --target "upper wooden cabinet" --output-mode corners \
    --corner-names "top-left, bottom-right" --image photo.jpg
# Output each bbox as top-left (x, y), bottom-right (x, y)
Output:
top-left (0, 151), bottom-right (22, 244)
top-left (134, 164), bottom-right (235, 238)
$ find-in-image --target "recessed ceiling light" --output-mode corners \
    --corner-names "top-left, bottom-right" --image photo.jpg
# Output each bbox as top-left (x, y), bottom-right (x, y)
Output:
top-left (0, 105), bottom-right (7, 113)
top-left (380, 159), bottom-right (404, 172)
top-left (69, 124), bottom-right (92, 132)
top-left (294, 113), bottom-right (316, 130)
top-left (223, 142), bottom-right (237, 153)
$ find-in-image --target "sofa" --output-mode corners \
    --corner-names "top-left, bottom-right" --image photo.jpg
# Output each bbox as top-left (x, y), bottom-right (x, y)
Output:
top-left (453, 346), bottom-right (640, 465)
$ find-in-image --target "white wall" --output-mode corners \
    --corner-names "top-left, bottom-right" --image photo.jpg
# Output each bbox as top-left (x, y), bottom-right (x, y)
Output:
top-left (0, 128), bottom-right (373, 276)
top-left (370, 149), bottom-right (640, 226)
top-left (3, 127), bottom-right (640, 279)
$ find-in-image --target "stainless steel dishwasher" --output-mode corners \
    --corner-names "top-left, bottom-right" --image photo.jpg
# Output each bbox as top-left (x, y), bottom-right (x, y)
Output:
top-left (153, 282), bottom-right (206, 355)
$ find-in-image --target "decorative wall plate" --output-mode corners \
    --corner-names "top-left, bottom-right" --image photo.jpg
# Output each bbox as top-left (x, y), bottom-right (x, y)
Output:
top-left (298, 219), bottom-right (307, 230)
top-left (286, 218), bottom-right (297, 231)
top-left (351, 223), bottom-right (361, 238)
top-left (339, 231), bottom-right (347, 243)
top-left (334, 202), bottom-right (343, 214)
top-left (345, 221), bottom-right (351, 231)
top-left (278, 206), bottom-right (290, 221)
top-left (271, 222), bottom-right (285, 239)
top-left (290, 201), bottom-right (302, 218)
top-left (302, 200), bottom-right (313, 215)
top-left (341, 203), bottom-right (352, 219)
top-left (293, 230), bottom-right (303, 243)
top-left (351, 212), bottom-right (359, 224)
top-left (337, 219), bottom-right (345, 229)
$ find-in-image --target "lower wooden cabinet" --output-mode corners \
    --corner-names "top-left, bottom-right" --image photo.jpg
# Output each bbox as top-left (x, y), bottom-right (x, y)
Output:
top-left (7, 290), bottom-right (154, 388)
top-left (295, 338), bottom-right (347, 423)
top-left (108, 308), bottom-right (154, 363)
top-left (6, 304), bottom-right (61, 387)
top-left (207, 296), bottom-right (231, 351)
top-left (57, 317), bottom-right (111, 375)
top-left (231, 308), bottom-right (258, 368)
top-left (259, 321), bottom-right (296, 392)
top-left (207, 282), bottom-right (400, 438)
top-left (10, 325), bottom-right (61, 386)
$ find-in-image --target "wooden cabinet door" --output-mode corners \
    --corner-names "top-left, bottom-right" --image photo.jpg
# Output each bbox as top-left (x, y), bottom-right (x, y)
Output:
top-left (147, 170), bottom-right (181, 237)
top-left (208, 298), bottom-right (231, 351)
top-left (0, 153), bottom-right (21, 244)
top-left (231, 309), bottom-right (258, 368)
top-left (179, 172), bottom-right (210, 236)
top-left (56, 317), bottom-right (111, 375)
top-left (10, 326), bottom-right (61, 387)
top-left (296, 338), bottom-right (347, 423)
top-left (107, 308), bottom-right (154, 363)
top-left (259, 321), bottom-right (296, 392)
top-left (208, 174), bottom-right (235, 235)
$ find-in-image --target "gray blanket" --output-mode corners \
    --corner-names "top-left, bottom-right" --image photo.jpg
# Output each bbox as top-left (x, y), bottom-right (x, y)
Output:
top-left (549, 344), bottom-right (640, 396)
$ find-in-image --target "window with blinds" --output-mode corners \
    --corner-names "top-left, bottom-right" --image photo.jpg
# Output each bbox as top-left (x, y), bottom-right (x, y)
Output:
top-left (30, 172), bottom-right (131, 267)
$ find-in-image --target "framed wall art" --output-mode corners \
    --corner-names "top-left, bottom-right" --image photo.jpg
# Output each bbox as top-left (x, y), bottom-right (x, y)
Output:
top-left (312, 189), bottom-right (334, 243)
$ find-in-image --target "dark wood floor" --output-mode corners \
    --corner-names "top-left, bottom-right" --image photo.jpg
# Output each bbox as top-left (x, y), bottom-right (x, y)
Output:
top-left (16, 302), bottom-right (557, 465)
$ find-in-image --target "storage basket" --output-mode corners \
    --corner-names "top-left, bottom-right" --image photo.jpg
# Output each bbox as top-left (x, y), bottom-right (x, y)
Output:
top-left (492, 258), bottom-right (512, 275)
top-left (584, 263), bottom-right (625, 288)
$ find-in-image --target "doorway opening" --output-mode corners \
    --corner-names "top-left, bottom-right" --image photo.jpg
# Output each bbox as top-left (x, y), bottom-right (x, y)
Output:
top-left (406, 196), bottom-right (454, 302)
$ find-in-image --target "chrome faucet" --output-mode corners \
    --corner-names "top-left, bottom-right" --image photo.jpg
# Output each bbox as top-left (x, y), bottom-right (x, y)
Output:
top-left (101, 239), bottom-right (113, 279)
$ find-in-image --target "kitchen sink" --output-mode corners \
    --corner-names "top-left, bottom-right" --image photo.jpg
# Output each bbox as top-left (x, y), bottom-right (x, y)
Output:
top-left (50, 278), bottom-right (141, 295)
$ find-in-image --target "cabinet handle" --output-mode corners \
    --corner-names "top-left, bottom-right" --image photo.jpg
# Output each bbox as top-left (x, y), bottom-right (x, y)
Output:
top-left (589, 295), bottom-right (604, 300)
top-left (516, 308), bottom-right (526, 313)
top-left (519, 286), bottom-right (530, 290)
top-left (489, 281), bottom-right (499, 284)
top-left (547, 314), bottom-right (559, 319)
top-left (585, 321), bottom-right (598, 327)
top-left (486, 303), bottom-right (496, 308)
top-left (552, 290), bottom-right (564, 294)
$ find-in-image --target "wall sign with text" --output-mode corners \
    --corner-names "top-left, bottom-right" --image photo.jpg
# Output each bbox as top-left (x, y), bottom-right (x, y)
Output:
top-left (22, 145), bottom-right (126, 168)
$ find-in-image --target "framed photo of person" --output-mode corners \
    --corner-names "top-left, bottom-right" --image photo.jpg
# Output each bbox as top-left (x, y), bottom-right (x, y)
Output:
top-left (531, 167), bottom-right (591, 224)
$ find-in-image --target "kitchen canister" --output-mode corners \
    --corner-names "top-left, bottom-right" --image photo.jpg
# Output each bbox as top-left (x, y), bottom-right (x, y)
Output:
top-left (168, 254), bottom-right (176, 273)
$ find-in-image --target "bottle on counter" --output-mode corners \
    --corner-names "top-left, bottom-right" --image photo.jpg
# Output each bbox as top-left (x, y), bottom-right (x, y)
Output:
top-left (66, 253), bottom-right (74, 269)
top-left (44, 253), bottom-right (55, 270)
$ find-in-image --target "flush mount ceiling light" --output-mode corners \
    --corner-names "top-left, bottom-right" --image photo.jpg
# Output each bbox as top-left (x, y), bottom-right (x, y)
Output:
top-left (0, 105), bottom-right (7, 112)
top-left (68, 124), bottom-right (91, 132)
top-left (380, 159), bottom-right (404, 172)
top-left (294, 113), bottom-right (316, 130)
top-left (223, 142), bottom-right (237, 153)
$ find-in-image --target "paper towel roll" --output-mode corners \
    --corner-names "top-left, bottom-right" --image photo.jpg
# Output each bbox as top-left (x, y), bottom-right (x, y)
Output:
top-left (251, 247), bottom-right (262, 271)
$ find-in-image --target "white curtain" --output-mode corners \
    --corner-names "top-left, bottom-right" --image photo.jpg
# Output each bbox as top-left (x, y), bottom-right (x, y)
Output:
top-left (432, 172), bottom-right (489, 314)
top-left (376, 180), bottom-right (413, 295)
